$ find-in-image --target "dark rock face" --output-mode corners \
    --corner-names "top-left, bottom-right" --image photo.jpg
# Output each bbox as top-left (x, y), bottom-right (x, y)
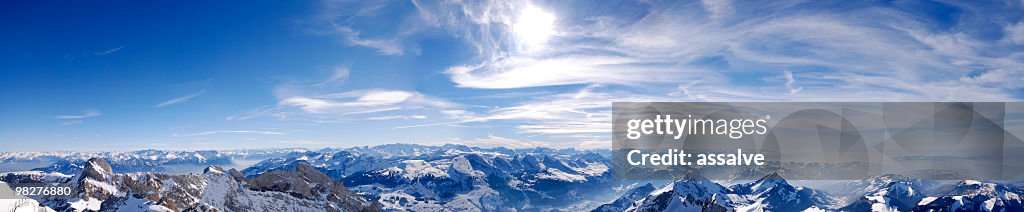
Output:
top-left (242, 162), bottom-right (382, 212)
top-left (227, 168), bottom-right (246, 183)
top-left (79, 158), bottom-right (113, 182)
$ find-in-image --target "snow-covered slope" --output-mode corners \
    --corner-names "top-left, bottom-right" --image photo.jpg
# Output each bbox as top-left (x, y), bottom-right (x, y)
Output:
top-left (242, 144), bottom-right (622, 211)
top-left (623, 173), bottom-right (736, 212)
top-left (597, 173), bottom-right (834, 212)
top-left (592, 183), bottom-right (657, 212)
top-left (914, 180), bottom-right (1024, 211)
top-left (1, 158), bottom-right (379, 211)
top-left (9, 144), bottom-right (1024, 212)
top-left (837, 174), bottom-right (930, 211)
top-left (730, 173), bottom-right (835, 211)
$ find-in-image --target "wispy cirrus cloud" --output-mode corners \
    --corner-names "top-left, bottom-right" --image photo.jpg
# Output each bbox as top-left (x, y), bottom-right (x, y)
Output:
top-left (94, 45), bottom-right (124, 56)
top-left (399, 85), bottom-right (669, 139)
top-left (53, 109), bottom-right (102, 126)
top-left (450, 135), bottom-right (552, 148)
top-left (367, 115), bottom-right (427, 120)
top-left (783, 70), bottom-right (803, 95)
top-left (328, 25), bottom-right (405, 55)
top-left (175, 130), bottom-right (285, 137)
top-left (231, 88), bottom-right (458, 122)
top-left (315, 66), bottom-right (351, 87)
top-left (154, 90), bottom-right (206, 108)
top-left (401, 0), bottom-right (1023, 101)
top-left (303, 0), bottom-right (1024, 149)
top-left (281, 89), bottom-right (454, 113)
top-left (53, 109), bottom-right (102, 119)
top-left (308, 0), bottom-right (418, 55)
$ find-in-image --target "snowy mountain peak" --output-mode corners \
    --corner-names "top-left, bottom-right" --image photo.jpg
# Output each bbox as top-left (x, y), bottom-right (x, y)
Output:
top-left (77, 157), bottom-right (113, 183)
top-left (83, 158), bottom-right (112, 174)
top-left (730, 172), bottom-right (790, 196)
top-left (624, 176), bottom-right (733, 212)
top-left (202, 165), bottom-right (225, 174)
top-left (593, 183), bottom-right (657, 212)
top-left (3, 160), bottom-right (380, 211)
top-left (762, 172), bottom-right (784, 182)
top-left (914, 180), bottom-right (1024, 211)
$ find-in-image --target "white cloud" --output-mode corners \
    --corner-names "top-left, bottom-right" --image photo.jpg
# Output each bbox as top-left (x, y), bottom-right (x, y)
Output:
top-left (53, 109), bottom-right (102, 119)
top-left (301, 0), bottom-right (1024, 147)
top-left (700, 0), bottom-right (734, 21)
top-left (408, 0), bottom-right (1023, 101)
top-left (403, 86), bottom-right (669, 138)
top-left (783, 70), bottom-right (803, 94)
top-left (470, 86), bottom-right (673, 136)
top-left (960, 67), bottom-right (1024, 89)
top-left (306, 0), bottom-right (1021, 100)
top-left (453, 135), bottom-right (552, 148)
top-left (367, 115), bottom-right (427, 120)
top-left (53, 109), bottom-right (101, 126)
top-left (177, 130), bottom-right (285, 137)
top-left (1008, 22), bottom-right (1024, 45)
top-left (280, 89), bottom-right (453, 114)
top-left (315, 66), bottom-right (351, 87)
top-left (94, 45), bottom-right (124, 56)
top-left (330, 26), bottom-right (405, 55)
top-left (154, 90), bottom-right (206, 108)
top-left (309, 0), bottom-right (420, 55)
top-left (446, 55), bottom-right (696, 89)
top-left (235, 89), bottom-right (457, 122)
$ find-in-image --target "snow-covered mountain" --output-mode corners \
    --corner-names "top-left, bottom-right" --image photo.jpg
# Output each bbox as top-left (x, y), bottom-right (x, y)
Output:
top-left (599, 171), bottom-right (1024, 212)
top-left (241, 144), bottom-right (623, 211)
top-left (914, 180), bottom-right (1024, 211)
top-left (598, 173), bottom-right (833, 212)
top-left (7, 144), bottom-right (1024, 212)
top-left (622, 173), bottom-right (736, 212)
top-left (0, 157), bottom-right (379, 211)
top-left (730, 173), bottom-right (835, 211)
top-left (836, 174), bottom-right (932, 211)
top-left (0, 149), bottom-right (304, 174)
top-left (592, 183), bottom-right (657, 212)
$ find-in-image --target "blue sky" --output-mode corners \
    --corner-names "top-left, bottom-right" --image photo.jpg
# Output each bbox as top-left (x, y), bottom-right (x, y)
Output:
top-left (1, 0), bottom-right (1022, 151)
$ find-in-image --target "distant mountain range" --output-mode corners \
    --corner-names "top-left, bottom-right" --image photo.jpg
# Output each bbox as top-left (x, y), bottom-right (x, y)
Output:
top-left (3, 144), bottom-right (1024, 211)
top-left (241, 144), bottom-right (624, 211)
top-left (596, 172), bottom-right (1024, 212)
top-left (0, 149), bottom-right (304, 174)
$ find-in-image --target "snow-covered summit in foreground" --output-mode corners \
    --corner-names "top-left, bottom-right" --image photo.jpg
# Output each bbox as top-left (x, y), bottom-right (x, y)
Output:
top-left (1, 157), bottom-right (379, 212)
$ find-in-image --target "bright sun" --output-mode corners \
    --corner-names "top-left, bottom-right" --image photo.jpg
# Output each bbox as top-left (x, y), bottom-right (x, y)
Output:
top-left (513, 4), bottom-right (556, 49)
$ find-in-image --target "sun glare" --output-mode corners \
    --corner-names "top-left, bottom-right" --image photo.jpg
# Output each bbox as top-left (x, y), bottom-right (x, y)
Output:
top-left (513, 4), bottom-right (556, 49)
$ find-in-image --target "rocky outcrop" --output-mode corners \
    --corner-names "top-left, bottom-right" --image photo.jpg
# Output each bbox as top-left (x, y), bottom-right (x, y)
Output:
top-left (247, 163), bottom-right (379, 211)
top-left (29, 158), bottom-right (380, 212)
